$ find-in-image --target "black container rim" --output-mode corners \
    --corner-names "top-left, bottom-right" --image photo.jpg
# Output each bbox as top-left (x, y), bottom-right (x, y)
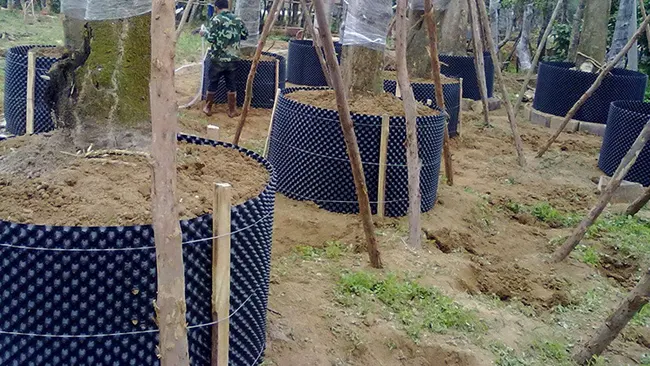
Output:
top-left (539, 61), bottom-right (648, 81)
top-left (610, 100), bottom-right (650, 118)
top-left (0, 133), bottom-right (275, 231)
top-left (383, 77), bottom-right (462, 86)
top-left (289, 39), bottom-right (342, 47)
top-left (7, 44), bottom-right (60, 62)
top-left (439, 52), bottom-right (492, 59)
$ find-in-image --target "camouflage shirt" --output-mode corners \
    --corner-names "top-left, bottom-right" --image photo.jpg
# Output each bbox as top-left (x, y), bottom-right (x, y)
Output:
top-left (204, 10), bottom-right (249, 64)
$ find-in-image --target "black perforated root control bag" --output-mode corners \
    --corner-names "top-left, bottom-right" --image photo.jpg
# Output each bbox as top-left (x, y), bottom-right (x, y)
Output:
top-left (267, 87), bottom-right (446, 217)
top-left (599, 101), bottom-right (650, 187)
top-left (439, 52), bottom-right (494, 101)
top-left (0, 135), bottom-right (276, 366)
top-left (287, 39), bottom-right (342, 87)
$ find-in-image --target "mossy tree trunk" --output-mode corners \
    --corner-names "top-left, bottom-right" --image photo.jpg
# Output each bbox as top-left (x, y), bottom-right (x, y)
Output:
top-left (51, 14), bottom-right (151, 146)
top-left (576, 0), bottom-right (612, 66)
top-left (406, 9), bottom-right (429, 79)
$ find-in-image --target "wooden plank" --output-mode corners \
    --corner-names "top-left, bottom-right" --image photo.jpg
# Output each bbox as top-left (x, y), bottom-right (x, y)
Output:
top-left (263, 88), bottom-right (281, 158)
top-left (211, 183), bottom-right (232, 366)
top-left (26, 50), bottom-right (35, 135)
top-left (457, 78), bottom-right (463, 137)
top-left (377, 115), bottom-right (390, 218)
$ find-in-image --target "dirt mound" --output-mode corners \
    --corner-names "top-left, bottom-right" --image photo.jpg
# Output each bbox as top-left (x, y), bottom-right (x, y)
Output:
top-left (424, 227), bottom-right (478, 254)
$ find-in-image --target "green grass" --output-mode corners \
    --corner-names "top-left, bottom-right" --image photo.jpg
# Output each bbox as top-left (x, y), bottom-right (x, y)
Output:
top-left (489, 339), bottom-right (573, 366)
top-left (335, 271), bottom-right (483, 340)
top-left (586, 214), bottom-right (650, 265)
top-left (176, 26), bottom-right (204, 64)
top-left (632, 304), bottom-right (650, 327)
top-left (530, 202), bottom-right (581, 228)
top-left (293, 240), bottom-right (349, 261)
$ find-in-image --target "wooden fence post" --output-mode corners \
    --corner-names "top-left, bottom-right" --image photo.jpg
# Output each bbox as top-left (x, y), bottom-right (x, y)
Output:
top-left (26, 50), bottom-right (35, 135)
top-left (467, 0), bottom-right (490, 127)
top-left (263, 88), bottom-right (281, 157)
top-left (377, 115), bottom-right (390, 218)
top-left (212, 183), bottom-right (232, 366)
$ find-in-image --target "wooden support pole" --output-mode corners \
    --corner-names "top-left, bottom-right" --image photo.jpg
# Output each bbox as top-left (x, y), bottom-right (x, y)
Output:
top-left (274, 59), bottom-right (280, 92)
top-left (263, 88), bottom-right (281, 157)
top-left (573, 268), bottom-right (650, 365)
top-left (175, 0), bottom-right (196, 41)
top-left (537, 14), bottom-right (650, 159)
top-left (377, 115), bottom-right (390, 218)
top-left (514, 0), bottom-right (563, 115)
top-left (211, 183), bottom-right (232, 366)
top-left (25, 50), bottom-right (35, 135)
top-left (233, 0), bottom-right (283, 145)
top-left (150, 0), bottom-right (190, 361)
top-left (458, 78), bottom-right (463, 137)
top-left (299, 0), bottom-right (333, 87)
top-left (474, 0), bottom-right (527, 167)
top-left (396, 0), bottom-right (422, 250)
top-left (467, 0), bottom-right (490, 127)
top-left (423, 0), bottom-right (454, 186)
top-left (625, 186), bottom-right (650, 217)
top-left (313, 0), bottom-right (382, 268)
top-left (551, 119), bottom-right (650, 263)
top-left (640, 0), bottom-right (650, 50)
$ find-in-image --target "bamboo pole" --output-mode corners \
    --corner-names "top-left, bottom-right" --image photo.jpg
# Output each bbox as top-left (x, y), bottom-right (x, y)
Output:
top-left (299, 0), bottom-right (332, 87)
top-left (625, 186), bottom-right (650, 217)
top-left (150, 0), bottom-right (190, 361)
top-left (211, 183), bottom-right (232, 366)
top-left (466, 0), bottom-right (490, 127)
top-left (537, 14), bottom-right (650, 159)
top-left (377, 115), bottom-right (390, 218)
top-left (313, 0), bottom-right (382, 267)
top-left (26, 50), bottom-right (35, 135)
top-left (474, 0), bottom-right (527, 167)
top-left (514, 0), bottom-right (563, 115)
top-left (552, 119), bottom-right (650, 263)
top-left (233, 0), bottom-right (283, 145)
top-left (175, 0), bottom-right (195, 41)
top-left (423, 0), bottom-right (454, 186)
top-left (396, 0), bottom-right (422, 250)
top-left (573, 268), bottom-right (650, 365)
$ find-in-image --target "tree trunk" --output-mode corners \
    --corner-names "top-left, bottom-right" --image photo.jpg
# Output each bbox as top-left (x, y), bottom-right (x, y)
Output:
top-left (498, 7), bottom-right (514, 48)
top-left (576, 0), bottom-right (612, 66)
top-left (567, 0), bottom-right (586, 62)
top-left (50, 14), bottom-right (151, 147)
top-left (406, 7), bottom-right (429, 79)
top-left (340, 0), bottom-right (392, 96)
top-left (489, 0), bottom-right (499, 45)
top-left (314, 0), bottom-right (332, 36)
top-left (608, 0), bottom-right (638, 70)
top-left (235, 0), bottom-right (261, 55)
top-left (437, 0), bottom-right (470, 55)
top-left (516, 2), bottom-right (533, 71)
top-left (573, 269), bottom-right (650, 365)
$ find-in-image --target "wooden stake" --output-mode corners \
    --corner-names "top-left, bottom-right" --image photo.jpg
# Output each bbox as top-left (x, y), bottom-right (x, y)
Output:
top-left (274, 59), bottom-right (280, 97)
top-left (458, 77), bottom-right (463, 137)
top-left (625, 186), bottom-right (650, 217)
top-left (150, 0), bottom-right (190, 361)
top-left (377, 115), bottom-right (390, 218)
top-left (640, 0), bottom-right (650, 50)
top-left (474, 0), bottom-right (527, 167)
top-left (423, 0), bottom-right (454, 186)
top-left (551, 119), bottom-right (650, 263)
top-left (396, 0), bottom-right (422, 250)
top-left (467, 0), bottom-right (490, 127)
top-left (25, 50), bottom-right (35, 135)
top-left (211, 183), bottom-right (232, 366)
top-left (537, 14), bottom-right (650, 158)
top-left (175, 0), bottom-right (195, 41)
top-left (263, 88), bottom-right (281, 157)
top-left (313, 0), bottom-right (382, 268)
top-left (514, 0), bottom-right (563, 115)
top-left (233, 0), bottom-right (283, 145)
top-left (299, 0), bottom-right (333, 87)
top-left (573, 268), bottom-right (650, 365)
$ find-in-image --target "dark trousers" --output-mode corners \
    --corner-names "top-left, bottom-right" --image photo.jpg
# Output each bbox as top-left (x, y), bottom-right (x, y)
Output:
top-left (207, 60), bottom-right (237, 93)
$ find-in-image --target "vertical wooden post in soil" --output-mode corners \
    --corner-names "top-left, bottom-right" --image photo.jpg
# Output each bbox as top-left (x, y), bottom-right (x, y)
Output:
top-left (25, 50), bottom-right (35, 135)
top-left (313, 0), bottom-right (382, 268)
top-left (212, 183), bottom-right (232, 366)
top-left (299, 0), bottom-right (333, 87)
top-left (474, 0), bottom-right (527, 167)
top-left (233, 0), bottom-right (283, 145)
top-left (396, 0), bottom-right (422, 249)
top-left (150, 0), bottom-right (190, 362)
top-left (573, 268), bottom-right (650, 365)
top-left (551, 119), bottom-right (650, 263)
top-left (263, 88), bottom-right (281, 157)
top-left (514, 0), bottom-right (563, 115)
top-left (423, 0), bottom-right (454, 186)
top-left (458, 78), bottom-right (463, 137)
top-left (626, 187), bottom-right (650, 216)
top-left (466, 0), bottom-right (490, 127)
top-left (640, 1), bottom-right (650, 55)
top-left (537, 14), bottom-right (650, 159)
top-left (175, 0), bottom-right (196, 41)
top-left (377, 115), bottom-right (390, 219)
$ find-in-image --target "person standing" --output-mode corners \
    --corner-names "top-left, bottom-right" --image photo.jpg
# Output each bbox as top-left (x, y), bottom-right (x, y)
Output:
top-left (202, 0), bottom-right (249, 117)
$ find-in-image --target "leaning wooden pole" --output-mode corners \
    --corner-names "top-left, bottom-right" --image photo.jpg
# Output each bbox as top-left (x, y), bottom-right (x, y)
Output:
top-left (299, 0), bottom-right (333, 87)
top-left (514, 0), bottom-right (563, 115)
top-left (233, 0), bottom-right (283, 145)
top-left (537, 14), bottom-right (650, 159)
top-left (474, 0), bottom-right (527, 167)
top-left (552, 119), bottom-right (650, 263)
top-left (175, 0), bottom-right (196, 41)
top-left (467, 0), bottom-right (490, 127)
top-left (641, 0), bottom-right (650, 48)
top-left (626, 187), bottom-right (650, 217)
top-left (573, 268), bottom-right (650, 365)
top-left (150, 0), bottom-right (191, 362)
top-left (395, 0), bottom-right (422, 250)
top-left (313, 0), bottom-right (382, 268)
top-left (423, 0), bottom-right (454, 186)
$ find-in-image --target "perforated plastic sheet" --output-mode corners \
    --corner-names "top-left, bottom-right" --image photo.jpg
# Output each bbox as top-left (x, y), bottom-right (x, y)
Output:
top-left (439, 53), bottom-right (494, 100)
top-left (599, 101), bottom-right (650, 186)
top-left (267, 87), bottom-right (446, 217)
top-left (61, 0), bottom-right (150, 20)
top-left (340, 0), bottom-right (393, 50)
top-left (0, 135), bottom-right (276, 366)
top-left (287, 40), bottom-right (341, 86)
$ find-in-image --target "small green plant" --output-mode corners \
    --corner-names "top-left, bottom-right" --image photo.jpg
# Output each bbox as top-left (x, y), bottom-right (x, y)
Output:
top-left (336, 271), bottom-right (483, 340)
top-left (530, 202), bottom-right (578, 228)
top-left (587, 214), bottom-right (650, 264)
top-left (489, 343), bottom-right (527, 366)
top-left (575, 245), bottom-right (601, 267)
top-left (632, 304), bottom-right (650, 327)
top-left (531, 339), bottom-right (570, 364)
top-left (293, 241), bottom-right (349, 261)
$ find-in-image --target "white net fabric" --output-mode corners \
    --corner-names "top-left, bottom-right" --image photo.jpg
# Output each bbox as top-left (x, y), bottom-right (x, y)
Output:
top-left (340, 0), bottom-right (392, 50)
top-left (61, 0), bottom-right (151, 20)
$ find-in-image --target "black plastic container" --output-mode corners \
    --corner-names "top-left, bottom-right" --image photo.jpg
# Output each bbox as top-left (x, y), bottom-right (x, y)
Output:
top-left (0, 135), bottom-right (276, 365)
top-left (286, 39), bottom-right (342, 86)
top-left (439, 52), bottom-right (494, 101)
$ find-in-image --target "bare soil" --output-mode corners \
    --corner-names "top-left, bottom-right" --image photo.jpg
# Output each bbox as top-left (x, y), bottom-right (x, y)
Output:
top-left (286, 89), bottom-right (439, 116)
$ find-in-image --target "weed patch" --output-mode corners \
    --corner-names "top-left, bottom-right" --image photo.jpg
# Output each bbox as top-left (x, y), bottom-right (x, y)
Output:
top-left (293, 240), bottom-right (349, 261)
